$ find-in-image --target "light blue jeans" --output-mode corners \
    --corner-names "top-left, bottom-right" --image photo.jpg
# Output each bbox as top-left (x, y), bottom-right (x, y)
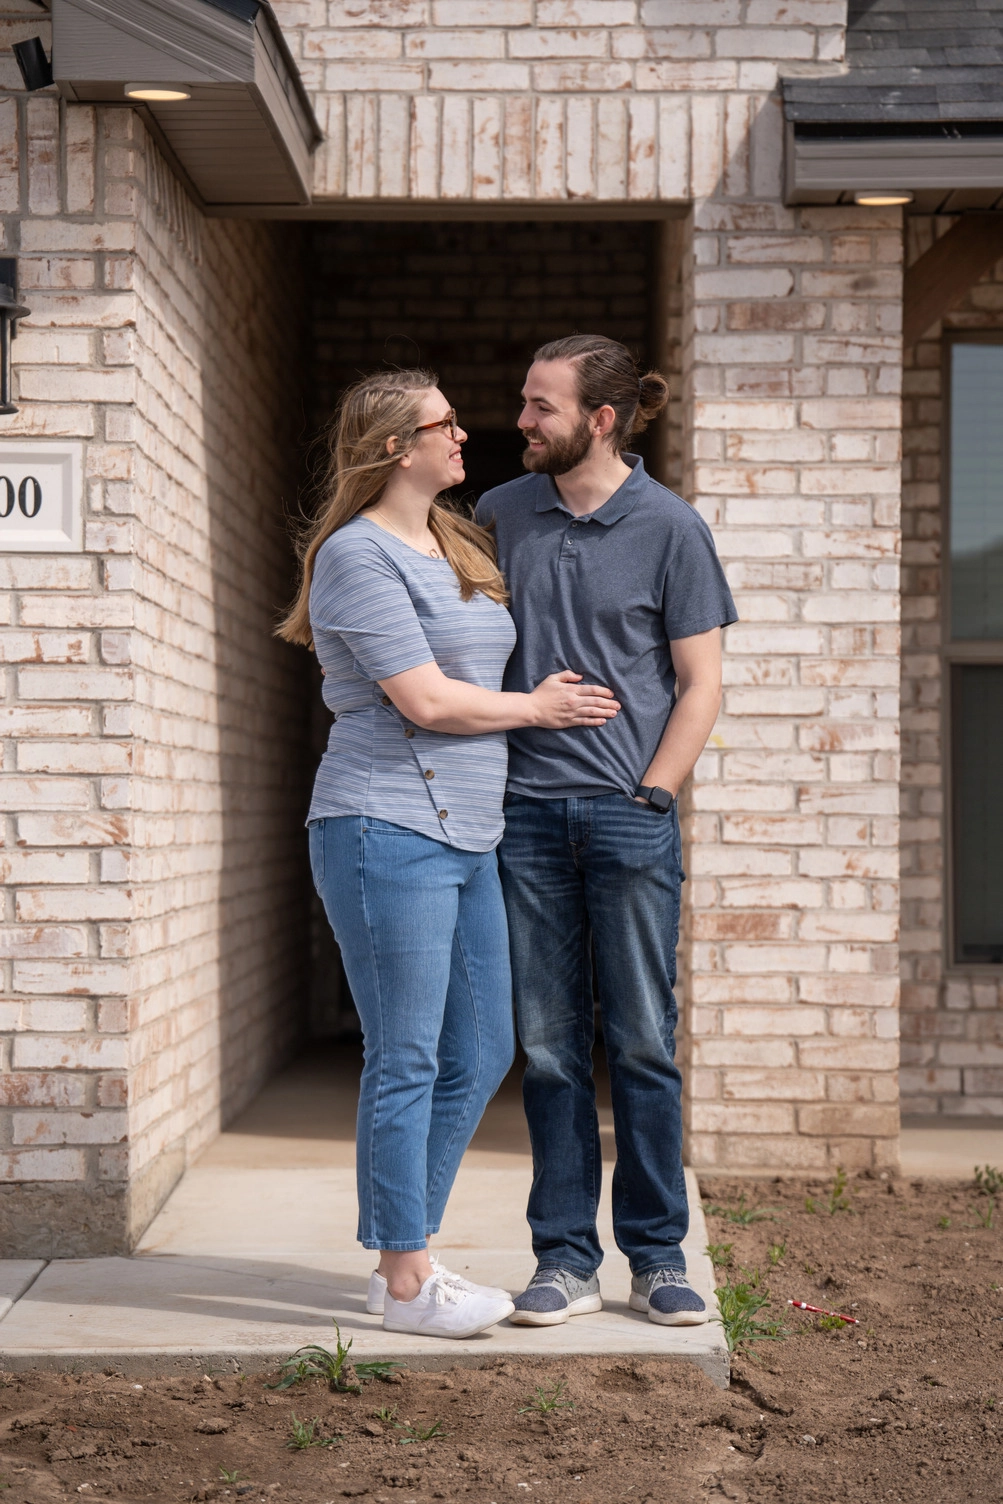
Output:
top-left (309, 815), bottom-right (515, 1251)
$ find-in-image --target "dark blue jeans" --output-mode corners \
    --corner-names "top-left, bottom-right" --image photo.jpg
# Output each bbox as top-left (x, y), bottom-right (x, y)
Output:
top-left (498, 793), bottom-right (688, 1277)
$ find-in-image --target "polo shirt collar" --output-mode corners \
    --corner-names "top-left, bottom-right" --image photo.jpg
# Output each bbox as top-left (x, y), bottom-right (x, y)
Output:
top-left (533, 453), bottom-right (647, 525)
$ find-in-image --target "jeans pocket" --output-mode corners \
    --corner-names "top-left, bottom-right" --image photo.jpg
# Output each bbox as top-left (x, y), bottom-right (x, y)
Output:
top-left (307, 819), bottom-right (325, 891)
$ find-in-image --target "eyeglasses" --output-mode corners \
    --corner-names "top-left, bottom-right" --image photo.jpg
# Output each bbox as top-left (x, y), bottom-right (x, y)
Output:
top-left (414, 408), bottom-right (459, 440)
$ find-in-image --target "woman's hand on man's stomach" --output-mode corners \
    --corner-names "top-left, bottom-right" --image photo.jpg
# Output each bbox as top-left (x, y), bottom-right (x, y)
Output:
top-left (529, 670), bottom-right (619, 729)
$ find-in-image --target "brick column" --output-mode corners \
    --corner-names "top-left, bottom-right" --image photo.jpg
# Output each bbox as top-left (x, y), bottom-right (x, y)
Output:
top-left (680, 202), bottom-right (903, 1174)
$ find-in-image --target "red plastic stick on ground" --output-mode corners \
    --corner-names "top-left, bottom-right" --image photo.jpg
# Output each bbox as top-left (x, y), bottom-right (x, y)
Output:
top-left (787, 1299), bottom-right (859, 1324)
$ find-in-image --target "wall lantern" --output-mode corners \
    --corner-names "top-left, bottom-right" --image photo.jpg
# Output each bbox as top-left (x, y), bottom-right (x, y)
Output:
top-left (124, 84), bottom-right (191, 101)
top-left (0, 261), bottom-right (30, 417)
top-left (12, 37), bottom-right (53, 92)
top-left (854, 190), bottom-right (915, 207)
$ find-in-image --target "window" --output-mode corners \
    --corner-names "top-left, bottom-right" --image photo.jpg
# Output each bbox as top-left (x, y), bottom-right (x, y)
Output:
top-left (946, 339), bottom-right (1003, 965)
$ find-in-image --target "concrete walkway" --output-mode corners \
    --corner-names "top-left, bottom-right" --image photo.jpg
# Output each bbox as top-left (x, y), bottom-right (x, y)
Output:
top-left (0, 1049), bottom-right (728, 1385)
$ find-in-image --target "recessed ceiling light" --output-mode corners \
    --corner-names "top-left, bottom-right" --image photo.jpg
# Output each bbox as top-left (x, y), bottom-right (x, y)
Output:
top-left (125, 84), bottom-right (191, 101)
top-left (854, 191), bottom-right (914, 207)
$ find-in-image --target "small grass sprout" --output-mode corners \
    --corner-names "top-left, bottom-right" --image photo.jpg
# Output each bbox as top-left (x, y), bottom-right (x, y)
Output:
top-left (269, 1338), bottom-right (360, 1395)
top-left (802, 1262), bottom-right (816, 1275)
top-left (372, 1405), bottom-right (398, 1424)
top-left (395, 1418), bottom-right (445, 1444)
top-left (767, 1241), bottom-right (787, 1267)
top-left (827, 1167), bottom-right (853, 1216)
top-left (937, 1215), bottom-right (951, 1230)
top-left (286, 1414), bottom-right (340, 1450)
top-left (739, 1264), bottom-right (761, 1289)
top-left (985, 1395), bottom-right (997, 1411)
top-left (975, 1164), bottom-right (1003, 1198)
top-left (706, 1242), bottom-right (734, 1270)
top-left (970, 1195), bottom-right (996, 1231)
top-left (804, 1195), bottom-right (817, 1215)
top-left (817, 1314), bottom-right (850, 1332)
top-left (713, 1275), bottom-right (787, 1354)
top-left (268, 1325), bottom-right (402, 1395)
top-left (519, 1381), bottom-right (574, 1416)
top-left (218, 1468), bottom-right (243, 1484)
top-left (704, 1194), bottom-right (778, 1226)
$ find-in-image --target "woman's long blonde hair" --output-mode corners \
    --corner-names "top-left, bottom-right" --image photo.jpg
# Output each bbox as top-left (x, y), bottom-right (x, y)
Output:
top-left (277, 369), bottom-right (509, 648)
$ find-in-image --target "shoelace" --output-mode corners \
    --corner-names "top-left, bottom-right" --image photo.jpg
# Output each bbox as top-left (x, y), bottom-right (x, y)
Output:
top-left (430, 1256), bottom-right (473, 1293)
top-left (649, 1269), bottom-right (687, 1289)
top-left (429, 1272), bottom-right (465, 1307)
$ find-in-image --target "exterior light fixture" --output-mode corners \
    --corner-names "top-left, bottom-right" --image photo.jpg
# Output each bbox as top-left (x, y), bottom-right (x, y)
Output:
top-left (125, 84), bottom-right (192, 101)
top-left (12, 37), bottom-right (53, 92)
top-left (0, 262), bottom-right (31, 417)
top-left (854, 190), bottom-right (914, 207)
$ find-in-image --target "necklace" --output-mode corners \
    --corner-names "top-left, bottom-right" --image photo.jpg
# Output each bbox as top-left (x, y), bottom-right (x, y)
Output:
top-left (368, 508), bottom-right (441, 558)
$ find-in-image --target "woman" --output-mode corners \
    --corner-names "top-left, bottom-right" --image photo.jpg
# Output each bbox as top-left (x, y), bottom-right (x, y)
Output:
top-left (278, 370), bottom-right (618, 1339)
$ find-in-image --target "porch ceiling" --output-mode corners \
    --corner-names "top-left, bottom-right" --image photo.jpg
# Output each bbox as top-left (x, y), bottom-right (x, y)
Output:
top-left (51, 0), bottom-right (322, 210)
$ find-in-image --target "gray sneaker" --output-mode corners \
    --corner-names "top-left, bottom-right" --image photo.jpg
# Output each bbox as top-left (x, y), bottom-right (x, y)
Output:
top-left (510, 1267), bottom-right (602, 1327)
top-left (629, 1268), bottom-right (708, 1327)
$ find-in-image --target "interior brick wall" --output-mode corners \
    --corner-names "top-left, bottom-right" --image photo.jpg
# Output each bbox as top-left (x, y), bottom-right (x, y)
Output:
top-left (309, 217), bottom-right (682, 490)
top-left (899, 217), bottom-right (1003, 1118)
top-left (0, 96), bottom-right (314, 1254)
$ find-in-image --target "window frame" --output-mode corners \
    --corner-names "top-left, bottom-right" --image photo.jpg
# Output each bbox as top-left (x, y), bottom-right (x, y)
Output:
top-left (941, 331), bottom-right (1003, 972)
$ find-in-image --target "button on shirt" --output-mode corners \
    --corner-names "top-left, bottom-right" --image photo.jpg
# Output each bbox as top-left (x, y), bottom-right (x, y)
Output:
top-left (475, 455), bottom-right (738, 799)
top-left (308, 517), bottom-right (517, 852)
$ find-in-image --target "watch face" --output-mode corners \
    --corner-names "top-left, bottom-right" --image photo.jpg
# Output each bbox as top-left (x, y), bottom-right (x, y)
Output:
top-left (651, 788), bottom-right (673, 812)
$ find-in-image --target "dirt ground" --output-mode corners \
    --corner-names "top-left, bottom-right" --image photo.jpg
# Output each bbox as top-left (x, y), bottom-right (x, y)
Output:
top-left (1, 1174), bottom-right (1001, 1504)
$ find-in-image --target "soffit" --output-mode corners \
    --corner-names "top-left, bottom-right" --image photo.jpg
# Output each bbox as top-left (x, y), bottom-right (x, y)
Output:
top-left (51, 0), bottom-right (321, 210)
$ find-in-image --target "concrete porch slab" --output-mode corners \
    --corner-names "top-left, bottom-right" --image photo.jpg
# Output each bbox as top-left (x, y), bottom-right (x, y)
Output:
top-left (900, 1119), bottom-right (1003, 1178)
top-left (0, 1167), bottom-right (727, 1386)
top-left (0, 1262), bottom-right (45, 1322)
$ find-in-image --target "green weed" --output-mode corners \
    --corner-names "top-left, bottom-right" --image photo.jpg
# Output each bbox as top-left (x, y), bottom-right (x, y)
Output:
top-left (218, 1469), bottom-right (243, 1484)
top-left (936, 1215), bottom-right (951, 1230)
top-left (739, 1265), bottom-right (761, 1289)
top-left (767, 1241), bottom-right (787, 1267)
top-left (268, 1324), bottom-right (402, 1395)
top-left (971, 1196), bottom-right (996, 1230)
top-left (704, 1194), bottom-right (778, 1226)
top-left (372, 1405), bottom-right (398, 1424)
top-left (706, 1242), bottom-right (734, 1269)
top-left (518, 1381), bottom-right (574, 1416)
top-left (804, 1196), bottom-right (817, 1215)
top-left (802, 1262), bottom-right (815, 1275)
top-left (826, 1168), bottom-right (853, 1215)
top-left (286, 1414), bottom-right (340, 1450)
top-left (975, 1164), bottom-right (1003, 1198)
top-left (985, 1395), bottom-right (997, 1411)
top-left (713, 1275), bottom-right (787, 1354)
top-left (817, 1314), bottom-right (850, 1332)
top-left (395, 1418), bottom-right (445, 1445)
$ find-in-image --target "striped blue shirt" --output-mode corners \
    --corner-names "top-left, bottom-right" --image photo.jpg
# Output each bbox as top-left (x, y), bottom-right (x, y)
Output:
top-left (307, 516), bottom-right (517, 852)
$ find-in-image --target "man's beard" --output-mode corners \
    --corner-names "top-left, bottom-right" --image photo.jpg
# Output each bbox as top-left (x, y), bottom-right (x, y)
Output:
top-left (521, 415), bottom-right (593, 476)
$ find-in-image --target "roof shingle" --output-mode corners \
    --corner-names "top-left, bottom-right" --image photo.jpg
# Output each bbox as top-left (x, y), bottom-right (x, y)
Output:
top-left (783, 0), bottom-right (1003, 124)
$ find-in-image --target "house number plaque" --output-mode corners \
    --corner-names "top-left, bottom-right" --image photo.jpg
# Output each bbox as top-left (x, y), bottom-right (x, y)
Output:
top-left (0, 440), bottom-right (82, 551)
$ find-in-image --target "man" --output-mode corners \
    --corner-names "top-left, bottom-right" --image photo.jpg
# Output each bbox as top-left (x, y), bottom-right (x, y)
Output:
top-left (475, 334), bottom-right (737, 1327)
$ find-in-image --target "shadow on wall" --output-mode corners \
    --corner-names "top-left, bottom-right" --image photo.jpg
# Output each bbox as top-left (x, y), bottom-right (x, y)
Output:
top-left (198, 217), bottom-right (317, 1167)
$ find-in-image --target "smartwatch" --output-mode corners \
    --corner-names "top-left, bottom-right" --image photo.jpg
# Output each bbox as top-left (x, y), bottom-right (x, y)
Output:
top-left (635, 785), bottom-right (675, 813)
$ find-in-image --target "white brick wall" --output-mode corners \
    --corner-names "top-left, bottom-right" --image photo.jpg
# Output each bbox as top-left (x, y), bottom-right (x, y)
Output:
top-left (1, 94), bottom-right (312, 1252)
top-left (900, 218), bottom-right (1003, 1118)
top-left (681, 203), bottom-right (902, 1171)
top-left (271, 0), bottom-right (844, 205)
top-left (2, 0), bottom-right (915, 1238)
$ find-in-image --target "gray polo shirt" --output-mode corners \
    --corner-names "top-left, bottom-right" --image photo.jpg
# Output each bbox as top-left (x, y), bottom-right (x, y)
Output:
top-left (475, 455), bottom-right (737, 800)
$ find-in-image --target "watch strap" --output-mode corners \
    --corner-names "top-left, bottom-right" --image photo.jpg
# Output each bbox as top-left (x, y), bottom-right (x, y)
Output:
top-left (635, 785), bottom-right (674, 812)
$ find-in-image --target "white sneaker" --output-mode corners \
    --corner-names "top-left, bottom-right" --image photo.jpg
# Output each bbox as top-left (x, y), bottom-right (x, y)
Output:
top-left (366, 1257), bottom-right (510, 1315)
top-left (382, 1271), bottom-right (515, 1339)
